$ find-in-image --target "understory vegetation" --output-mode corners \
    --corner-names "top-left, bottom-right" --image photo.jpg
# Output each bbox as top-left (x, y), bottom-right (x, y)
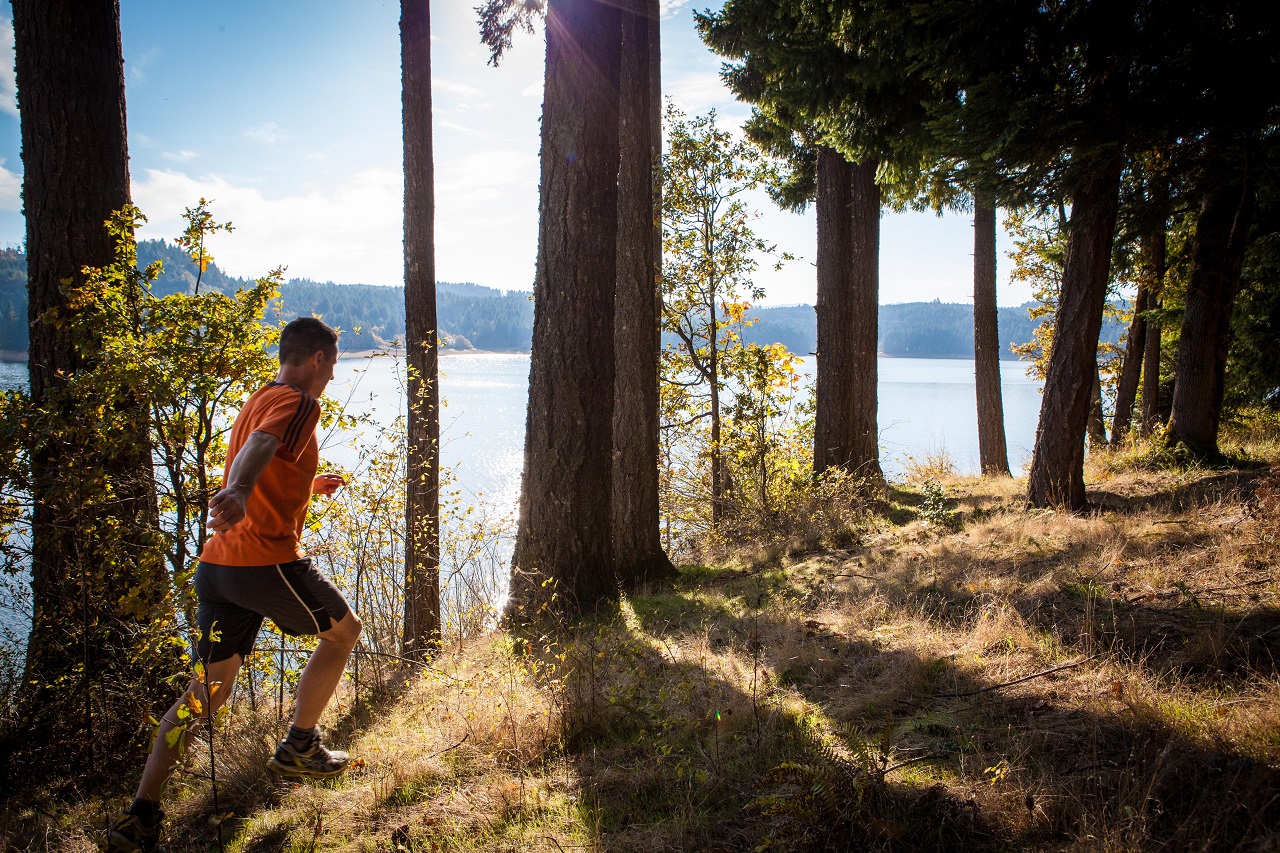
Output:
top-left (3, 421), bottom-right (1277, 852)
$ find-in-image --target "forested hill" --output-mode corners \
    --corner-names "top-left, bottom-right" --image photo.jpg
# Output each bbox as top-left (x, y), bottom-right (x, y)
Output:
top-left (731, 300), bottom-right (1123, 359)
top-left (1, 241), bottom-right (1115, 359)
top-left (0, 241), bottom-right (534, 353)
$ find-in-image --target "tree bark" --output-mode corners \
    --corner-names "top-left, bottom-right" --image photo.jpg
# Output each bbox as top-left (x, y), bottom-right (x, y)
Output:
top-left (11, 0), bottom-right (170, 773)
top-left (973, 197), bottom-right (1010, 475)
top-left (401, 0), bottom-right (441, 658)
top-left (1109, 282), bottom-right (1148, 445)
top-left (1027, 154), bottom-right (1124, 509)
top-left (814, 149), bottom-right (882, 481)
top-left (612, 0), bottom-right (674, 588)
top-left (1165, 148), bottom-right (1255, 462)
top-left (1087, 368), bottom-right (1108, 448)
top-left (1140, 192), bottom-right (1169, 437)
top-left (509, 0), bottom-right (622, 620)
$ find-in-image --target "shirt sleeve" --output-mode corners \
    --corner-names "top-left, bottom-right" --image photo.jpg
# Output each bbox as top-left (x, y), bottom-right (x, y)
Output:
top-left (253, 390), bottom-right (320, 463)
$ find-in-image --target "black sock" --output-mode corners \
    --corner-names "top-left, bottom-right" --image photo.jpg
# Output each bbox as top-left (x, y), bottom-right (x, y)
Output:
top-left (128, 799), bottom-right (163, 825)
top-left (285, 724), bottom-right (320, 751)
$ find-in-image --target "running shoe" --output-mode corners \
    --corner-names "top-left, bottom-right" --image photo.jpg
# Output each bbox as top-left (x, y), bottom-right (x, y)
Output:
top-left (267, 736), bottom-right (350, 778)
top-left (103, 810), bottom-right (165, 853)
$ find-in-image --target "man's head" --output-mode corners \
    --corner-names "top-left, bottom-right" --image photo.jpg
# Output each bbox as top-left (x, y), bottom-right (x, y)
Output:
top-left (279, 317), bottom-right (339, 366)
top-left (279, 317), bottom-right (339, 397)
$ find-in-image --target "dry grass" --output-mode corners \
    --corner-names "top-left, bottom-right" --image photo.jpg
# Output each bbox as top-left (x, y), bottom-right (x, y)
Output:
top-left (4, 448), bottom-right (1280, 851)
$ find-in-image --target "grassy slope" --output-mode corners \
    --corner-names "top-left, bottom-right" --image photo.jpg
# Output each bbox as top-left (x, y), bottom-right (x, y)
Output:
top-left (5, 436), bottom-right (1280, 852)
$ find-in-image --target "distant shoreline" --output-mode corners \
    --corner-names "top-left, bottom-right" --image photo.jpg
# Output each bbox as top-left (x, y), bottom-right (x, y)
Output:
top-left (338, 347), bottom-right (530, 360)
top-left (2, 349), bottom-right (1029, 365)
top-left (0, 348), bottom-right (532, 365)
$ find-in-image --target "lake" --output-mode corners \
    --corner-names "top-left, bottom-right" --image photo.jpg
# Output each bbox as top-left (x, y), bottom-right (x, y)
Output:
top-left (318, 352), bottom-right (1044, 520)
top-left (0, 352), bottom-right (1042, 645)
top-left (3, 353), bottom-right (1045, 519)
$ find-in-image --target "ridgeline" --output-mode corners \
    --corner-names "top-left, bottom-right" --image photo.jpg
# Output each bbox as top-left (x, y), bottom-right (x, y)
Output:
top-left (0, 242), bottom-right (1124, 360)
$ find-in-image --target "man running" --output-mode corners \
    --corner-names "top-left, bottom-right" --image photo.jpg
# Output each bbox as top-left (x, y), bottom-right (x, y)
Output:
top-left (108, 317), bottom-right (363, 853)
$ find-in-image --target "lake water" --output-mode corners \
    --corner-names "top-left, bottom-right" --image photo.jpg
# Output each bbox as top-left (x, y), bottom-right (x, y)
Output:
top-left (2, 353), bottom-right (1044, 518)
top-left (319, 352), bottom-right (1044, 522)
top-left (0, 353), bottom-right (1042, 646)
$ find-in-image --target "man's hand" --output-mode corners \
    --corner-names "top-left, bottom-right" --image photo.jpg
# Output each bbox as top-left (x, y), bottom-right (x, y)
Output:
top-left (208, 488), bottom-right (249, 533)
top-left (313, 473), bottom-right (347, 496)
top-left (207, 430), bottom-right (280, 535)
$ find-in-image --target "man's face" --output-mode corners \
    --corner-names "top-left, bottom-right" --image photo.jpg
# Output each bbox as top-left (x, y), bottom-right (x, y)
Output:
top-left (308, 349), bottom-right (339, 397)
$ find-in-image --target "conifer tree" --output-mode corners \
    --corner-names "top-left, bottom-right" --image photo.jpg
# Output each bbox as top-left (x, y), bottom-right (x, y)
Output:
top-left (613, 0), bottom-right (676, 587)
top-left (9, 0), bottom-right (172, 772)
top-left (402, 0), bottom-right (441, 657)
top-left (508, 0), bottom-right (623, 618)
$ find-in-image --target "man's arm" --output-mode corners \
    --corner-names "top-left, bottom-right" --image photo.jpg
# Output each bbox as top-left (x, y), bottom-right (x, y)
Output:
top-left (208, 430), bottom-right (281, 533)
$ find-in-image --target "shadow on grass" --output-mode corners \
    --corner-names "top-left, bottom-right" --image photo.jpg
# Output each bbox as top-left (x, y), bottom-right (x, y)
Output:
top-left (599, 569), bottom-right (1280, 851)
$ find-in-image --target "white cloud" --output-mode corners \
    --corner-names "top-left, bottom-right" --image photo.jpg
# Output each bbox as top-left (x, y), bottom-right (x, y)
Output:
top-left (244, 121), bottom-right (290, 145)
top-left (0, 19), bottom-right (16, 117)
top-left (433, 77), bottom-right (485, 101)
top-left (435, 148), bottom-right (537, 206)
top-left (0, 159), bottom-right (20, 212)
top-left (128, 47), bottom-right (160, 85)
top-left (437, 118), bottom-right (492, 139)
top-left (162, 150), bottom-right (198, 163)
top-left (520, 81), bottom-right (542, 100)
top-left (660, 0), bottom-right (690, 17)
top-left (665, 71), bottom-right (735, 114)
top-left (132, 167), bottom-right (404, 286)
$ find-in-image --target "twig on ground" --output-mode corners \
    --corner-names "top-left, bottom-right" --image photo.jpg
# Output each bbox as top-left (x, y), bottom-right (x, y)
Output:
top-left (426, 734), bottom-right (469, 760)
top-left (884, 751), bottom-right (946, 775)
top-left (954, 655), bottom-right (1099, 697)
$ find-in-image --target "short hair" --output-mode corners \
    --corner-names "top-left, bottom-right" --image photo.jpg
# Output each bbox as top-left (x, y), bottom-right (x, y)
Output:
top-left (279, 317), bottom-right (339, 365)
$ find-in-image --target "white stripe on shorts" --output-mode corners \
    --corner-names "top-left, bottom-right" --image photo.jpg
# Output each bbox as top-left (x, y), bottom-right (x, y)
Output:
top-left (276, 563), bottom-right (322, 635)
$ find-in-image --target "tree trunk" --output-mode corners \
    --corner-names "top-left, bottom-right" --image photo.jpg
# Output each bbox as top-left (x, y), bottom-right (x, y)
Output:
top-left (1165, 148), bottom-right (1255, 462)
top-left (1087, 369), bottom-right (1108, 448)
top-left (401, 0), bottom-right (440, 658)
top-left (1109, 282), bottom-right (1148, 445)
top-left (10, 0), bottom-right (170, 774)
top-left (508, 0), bottom-right (622, 620)
top-left (973, 197), bottom-right (1010, 475)
top-left (708, 274), bottom-right (725, 529)
top-left (1141, 302), bottom-right (1163, 436)
top-left (1140, 193), bottom-right (1169, 437)
top-left (612, 0), bottom-right (674, 588)
top-left (814, 149), bottom-right (882, 481)
top-left (1027, 154), bottom-right (1124, 509)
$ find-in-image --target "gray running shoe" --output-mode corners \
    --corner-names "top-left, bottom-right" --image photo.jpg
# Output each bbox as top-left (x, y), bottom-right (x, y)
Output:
top-left (104, 811), bottom-right (166, 853)
top-left (267, 737), bottom-right (350, 778)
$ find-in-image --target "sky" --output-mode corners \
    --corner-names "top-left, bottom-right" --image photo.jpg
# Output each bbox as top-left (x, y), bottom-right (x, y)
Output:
top-left (0, 1), bottom-right (1030, 308)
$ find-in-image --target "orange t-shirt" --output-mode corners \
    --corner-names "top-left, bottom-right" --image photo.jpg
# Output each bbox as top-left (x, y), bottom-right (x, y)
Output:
top-left (200, 382), bottom-right (321, 566)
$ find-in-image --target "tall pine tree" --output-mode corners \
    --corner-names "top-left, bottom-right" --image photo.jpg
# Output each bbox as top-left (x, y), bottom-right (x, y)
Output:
top-left (402, 0), bottom-right (441, 657)
top-left (9, 0), bottom-right (173, 773)
top-left (508, 0), bottom-right (623, 619)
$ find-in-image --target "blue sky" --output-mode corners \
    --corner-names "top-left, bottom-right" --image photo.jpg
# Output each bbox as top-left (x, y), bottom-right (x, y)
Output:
top-left (0, 1), bottom-right (1028, 307)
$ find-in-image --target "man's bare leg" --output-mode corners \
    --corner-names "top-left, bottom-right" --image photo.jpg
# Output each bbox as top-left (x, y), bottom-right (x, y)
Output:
top-left (292, 611), bottom-right (362, 730)
top-left (135, 654), bottom-right (243, 803)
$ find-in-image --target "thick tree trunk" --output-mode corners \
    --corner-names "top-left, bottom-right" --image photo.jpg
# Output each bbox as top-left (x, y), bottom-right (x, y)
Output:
top-left (1166, 151), bottom-right (1255, 462)
top-left (1109, 283), bottom-right (1149, 445)
top-left (509, 0), bottom-right (622, 619)
top-left (11, 0), bottom-right (169, 773)
top-left (401, 0), bottom-right (440, 658)
top-left (612, 0), bottom-right (674, 587)
top-left (814, 150), bottom-right (882, 481)
top-left (973, 197), bottom-right (1010, 475)
top-left (1027, 155), bottom-right (1124, 509)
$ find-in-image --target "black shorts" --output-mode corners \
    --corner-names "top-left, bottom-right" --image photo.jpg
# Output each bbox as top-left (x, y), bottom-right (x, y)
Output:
top-left (194, 558), bottom-right (352, 664)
